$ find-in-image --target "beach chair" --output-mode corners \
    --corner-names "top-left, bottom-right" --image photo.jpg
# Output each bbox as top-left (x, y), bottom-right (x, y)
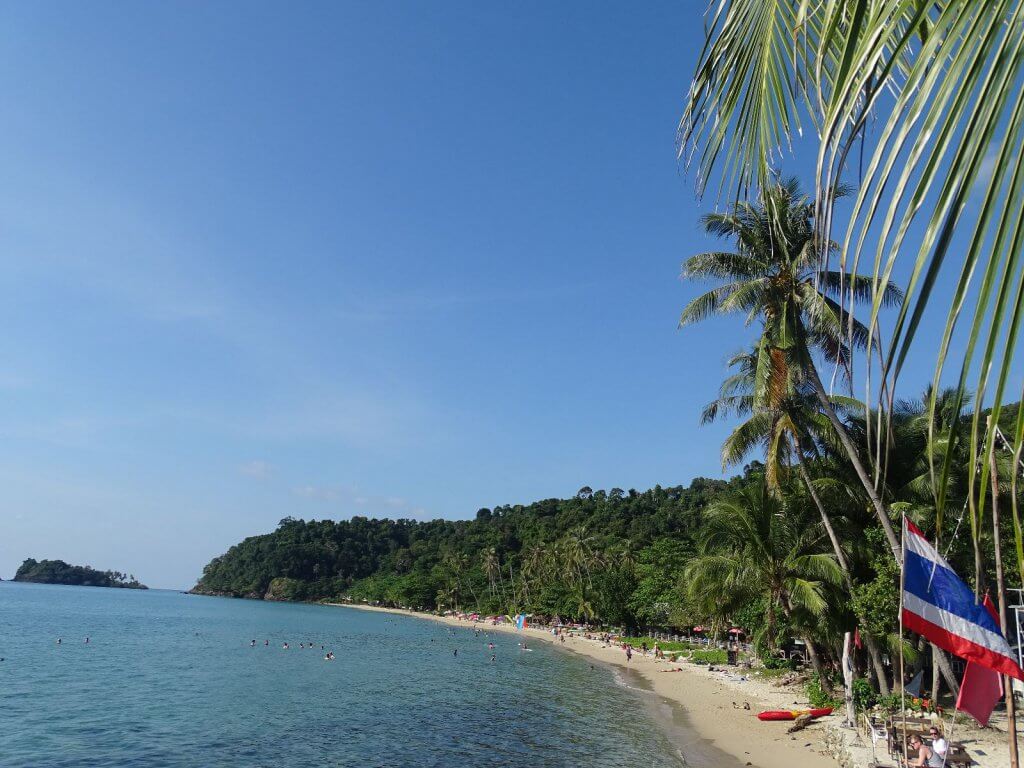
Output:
top-left (864, 714), bottom-right (888, 748)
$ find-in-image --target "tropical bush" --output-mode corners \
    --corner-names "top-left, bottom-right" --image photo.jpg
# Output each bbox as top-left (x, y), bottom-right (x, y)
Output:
top-left (806, 675), bottom-right (843, 710)
top-left (690, 649), bottom-right (729, 665)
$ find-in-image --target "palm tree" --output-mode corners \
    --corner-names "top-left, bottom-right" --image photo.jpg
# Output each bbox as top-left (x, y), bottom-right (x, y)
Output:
top-left (678, 1), bottom-right (1024, 534)
top-left (702, 347), bottom-right (891, 692)
top-left (482, 548), bottom-right (501, 604)
top-left (686, 484), bottom-right (844, 685)
top-left (680, 178), bottom-right (905, 560)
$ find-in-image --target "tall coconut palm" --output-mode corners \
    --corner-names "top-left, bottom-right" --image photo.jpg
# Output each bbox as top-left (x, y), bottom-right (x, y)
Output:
top-left (681, 178), bottom-right (905, 560)
top-left (702, 347), bottom-right (891, 692)
top-left (482, 548), bottom-right (502, 604)
top-left (686, 483), bottom-right (844, 685)
top-left (678, 1), bottom-right (1024, 535)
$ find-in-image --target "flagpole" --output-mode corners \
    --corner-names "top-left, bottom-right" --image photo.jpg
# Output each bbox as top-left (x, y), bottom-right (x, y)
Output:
top-left (991, 446), bottom-right (1020, 768)
top-left (900, 515), bottom-right (908, 761)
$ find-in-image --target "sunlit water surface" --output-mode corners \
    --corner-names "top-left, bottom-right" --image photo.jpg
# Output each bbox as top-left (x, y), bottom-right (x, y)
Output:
top-left (0, 582), bottom-right (684, 767)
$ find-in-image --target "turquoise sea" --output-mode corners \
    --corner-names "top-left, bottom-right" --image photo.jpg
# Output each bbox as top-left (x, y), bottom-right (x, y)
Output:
top-left (0, 582), bottom-right (685, 767)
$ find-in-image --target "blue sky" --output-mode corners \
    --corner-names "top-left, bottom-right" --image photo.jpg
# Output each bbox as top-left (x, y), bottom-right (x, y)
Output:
top-left (0, 2), bottom-right (1001, 588)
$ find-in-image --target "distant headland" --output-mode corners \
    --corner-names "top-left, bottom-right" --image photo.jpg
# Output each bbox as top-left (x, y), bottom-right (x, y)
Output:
top-left (13, 558), bottom-right (148, 589)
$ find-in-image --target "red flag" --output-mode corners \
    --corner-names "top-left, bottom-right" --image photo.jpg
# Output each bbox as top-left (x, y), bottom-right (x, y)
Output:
top-left (956, 595), bottom-right (1006, 726)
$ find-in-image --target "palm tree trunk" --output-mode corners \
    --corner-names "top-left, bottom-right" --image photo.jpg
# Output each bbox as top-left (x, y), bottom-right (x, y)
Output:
top-left (934, 644), bottom-right (961, 697)
top-left (782, 594), bottom-right (832, 692)
top-left (803, 635), bottom-right (830, 691)
top-left (793, 441), bottom-right (890, 695)
top-left (806, 365), bottom-right (901, 562)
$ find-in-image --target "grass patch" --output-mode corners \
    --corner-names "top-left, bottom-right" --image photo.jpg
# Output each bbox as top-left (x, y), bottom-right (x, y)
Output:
top-left (619, 636), bottom-right (699, 653)
top-left (689, 649), bottom-right (728, 665)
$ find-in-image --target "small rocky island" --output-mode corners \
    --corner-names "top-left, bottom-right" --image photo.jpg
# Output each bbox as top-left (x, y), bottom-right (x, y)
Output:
top-left (14, 558), bottom-right (148, 589)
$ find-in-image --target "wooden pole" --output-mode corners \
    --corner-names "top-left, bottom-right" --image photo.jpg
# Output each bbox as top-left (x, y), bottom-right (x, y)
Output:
top-left (899, 515), bottom-right (908, 756)
top-left (992, 444), bottom-right (1020, 768)
top-left (843, 631), bottom-right (855, 728)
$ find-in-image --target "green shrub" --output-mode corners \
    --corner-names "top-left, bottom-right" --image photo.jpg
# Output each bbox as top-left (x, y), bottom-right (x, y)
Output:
top-left (761, 656), bottom-right (796, 671)
top-left (690, 649), bottom-right (728, 665)
top-left (876, 693), bottom-right (902, 712)
top-left (806, 674), bottom-right (843, 709)
top-left (619, 637), bottom-right (698, 653)
top-left (852, 677), bottom-right (877, 711)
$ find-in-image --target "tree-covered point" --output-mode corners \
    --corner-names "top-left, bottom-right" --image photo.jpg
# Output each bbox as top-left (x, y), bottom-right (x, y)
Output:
top-left (14, 558), bottom-right (147, 589)
top-left (191, 473), bottom-right (754, 625)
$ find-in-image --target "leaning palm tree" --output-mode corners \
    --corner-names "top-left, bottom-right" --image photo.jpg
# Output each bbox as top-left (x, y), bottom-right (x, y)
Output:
top-left (678, 1), bottom-right (1024, 540)
top-left (681, 178), bottom-right (905, 560)
top-left (686, 484), bottom-right (844, 685)
top-left (703, 347), bottom-right (891, 692)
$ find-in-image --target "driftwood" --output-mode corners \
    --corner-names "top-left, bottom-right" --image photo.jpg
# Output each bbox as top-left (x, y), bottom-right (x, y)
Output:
top-left (787, 713), bottom-right (814, 733)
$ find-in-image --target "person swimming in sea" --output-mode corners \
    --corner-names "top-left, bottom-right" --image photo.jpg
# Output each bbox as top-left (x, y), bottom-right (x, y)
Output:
top-left (283, 642), bottom-right (290, 649)
top-left (488, 642), bottom-right (494, 651)
top-left (84, 637), bottom-right (89, 644)
top-left (250, 639), bottom-right (256, 647)
top-left (453, 649), bottom-right (458, 657)
top-left (57, 638), bottom-right (61, 645)
top-left (490, 654), bottom-right (496, 663)
top-left (264, 640), bottom-right (269, 646)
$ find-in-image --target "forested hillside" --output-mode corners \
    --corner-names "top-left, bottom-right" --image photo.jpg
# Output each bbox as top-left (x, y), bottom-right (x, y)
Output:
top-left (14, 559), bottom-right (147, 589)
top-left (192, 470), bottom-right (755, 626)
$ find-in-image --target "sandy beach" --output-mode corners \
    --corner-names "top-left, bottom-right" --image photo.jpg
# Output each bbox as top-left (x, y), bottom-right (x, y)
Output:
top-left (331, 603), bottom-right (843, 768)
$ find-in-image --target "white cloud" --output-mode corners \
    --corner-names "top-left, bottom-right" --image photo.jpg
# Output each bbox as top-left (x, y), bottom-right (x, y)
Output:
top-left (239, 460), bottom-right (273, 479)
top-left (290, 484), bottom-right (429, 519)
top-left (293, 485), bottom-right (340, 501)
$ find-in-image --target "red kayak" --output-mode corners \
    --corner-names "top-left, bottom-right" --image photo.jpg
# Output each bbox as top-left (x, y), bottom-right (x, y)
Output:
top-left (757, 707), bottom-right (833, 722)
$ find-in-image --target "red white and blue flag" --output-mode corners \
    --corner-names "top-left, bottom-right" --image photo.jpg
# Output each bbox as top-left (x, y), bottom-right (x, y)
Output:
top-left (901, 517), bottom-right (1024, 681)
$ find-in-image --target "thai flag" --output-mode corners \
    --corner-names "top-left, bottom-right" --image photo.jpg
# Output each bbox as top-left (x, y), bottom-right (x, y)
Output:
top-left (902, 517), bottom-right (1024, 680)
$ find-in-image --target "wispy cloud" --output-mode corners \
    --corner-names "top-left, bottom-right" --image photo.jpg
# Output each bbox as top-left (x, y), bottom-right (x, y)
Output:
top-left (291, 484), bottom-right (429, 519)
top-left (238, 460), bottom-right (273, 479)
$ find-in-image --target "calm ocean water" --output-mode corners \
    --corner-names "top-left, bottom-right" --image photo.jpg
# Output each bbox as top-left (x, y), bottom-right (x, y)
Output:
top-left (0, 582), bottom-right (684, 767)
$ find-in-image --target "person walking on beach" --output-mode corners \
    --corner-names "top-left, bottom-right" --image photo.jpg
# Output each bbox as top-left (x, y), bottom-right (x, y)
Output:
top-left (625, 646), bottom-right (633, 663)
